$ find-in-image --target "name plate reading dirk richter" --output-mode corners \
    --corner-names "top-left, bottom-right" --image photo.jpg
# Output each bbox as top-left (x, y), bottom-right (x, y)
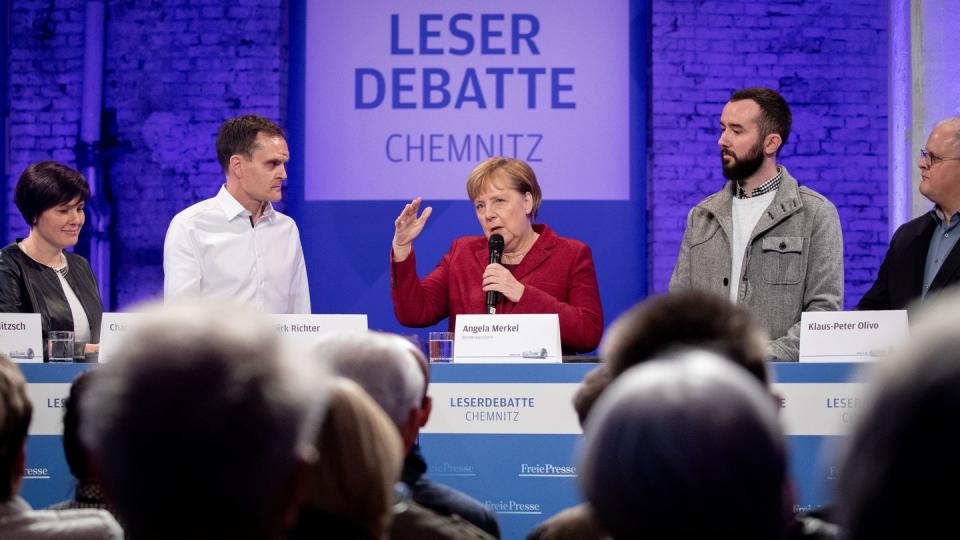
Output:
top-left (267, 314), bottom-right (368, 349)
top-left (799, 310), bottom-right (909, 362)
top-left (0, 313), bottom-right (42, 363)
top-left (454, 314), bottom-right (561, 364)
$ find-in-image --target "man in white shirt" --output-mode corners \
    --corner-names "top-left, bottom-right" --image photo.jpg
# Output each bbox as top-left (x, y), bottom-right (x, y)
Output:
top-left (163, 114), bottom-right (310, 314)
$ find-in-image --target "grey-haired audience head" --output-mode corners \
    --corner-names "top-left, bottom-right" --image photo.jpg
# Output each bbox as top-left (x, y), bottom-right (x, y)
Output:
top-left (80, 301), bottom-right (326, 540)
top-left (580, 350), bottom-right (788, 540)
top-left (838, 289), bottom-right (960, 540)
top-left (314, 331), bottom-right (426, 452)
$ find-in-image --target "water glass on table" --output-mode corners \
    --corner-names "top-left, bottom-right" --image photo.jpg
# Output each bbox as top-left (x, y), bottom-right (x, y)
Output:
top-left (48, 331), bottom-right (75, 362)
top-left (428, 331), bottom-right (454, 363)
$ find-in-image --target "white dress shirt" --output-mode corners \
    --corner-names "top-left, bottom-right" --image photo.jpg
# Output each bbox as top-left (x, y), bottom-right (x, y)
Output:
top-left (163, 185), bottom-right (311, 314)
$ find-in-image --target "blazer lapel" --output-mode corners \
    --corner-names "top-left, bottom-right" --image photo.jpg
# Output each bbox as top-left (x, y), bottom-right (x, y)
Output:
top-left (901, 217), bottom-right (936, 296)
top-left (512, 229), bottom-right (556, 280)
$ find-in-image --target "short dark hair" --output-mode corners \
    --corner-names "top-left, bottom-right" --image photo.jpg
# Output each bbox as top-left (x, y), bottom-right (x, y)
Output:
top-left (62, 370), bottom-right (96, 480)
top-left (0, 355), bottom-right (32, 501)
top-left (730, 87), bottom-right (792, 154)
top-left (14, 161), bottom-right (90, 227)
top-left (215, 114), bottom-right (286, 173)
top-left (603, 291), bottom-right (769, 385)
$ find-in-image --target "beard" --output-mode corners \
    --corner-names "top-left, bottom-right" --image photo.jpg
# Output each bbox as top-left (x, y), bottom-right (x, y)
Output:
top-left (721, 140), bottom-right (765, 182)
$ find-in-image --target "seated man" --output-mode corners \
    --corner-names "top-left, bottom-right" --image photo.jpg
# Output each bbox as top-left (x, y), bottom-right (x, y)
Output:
top-left (315, 332), bottom-right (501, 538)
top-left (79, 301), bottom-right (326, 540)
top-left (858, 116), bottom-right (960, 309)
top-left (0, 355), bottom-right (121, 538)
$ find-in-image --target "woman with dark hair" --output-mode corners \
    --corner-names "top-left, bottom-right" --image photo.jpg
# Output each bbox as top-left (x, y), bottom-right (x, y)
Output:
top-left (0, 161), bottom-right (102, 359)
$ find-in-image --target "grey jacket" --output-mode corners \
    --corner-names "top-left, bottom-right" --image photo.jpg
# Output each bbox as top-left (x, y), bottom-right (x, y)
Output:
top-left (669, 167), bottom-right (844, 361)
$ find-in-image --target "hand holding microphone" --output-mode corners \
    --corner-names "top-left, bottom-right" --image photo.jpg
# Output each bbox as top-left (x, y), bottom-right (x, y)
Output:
top-left (483, 234), bottom-right (525, 312)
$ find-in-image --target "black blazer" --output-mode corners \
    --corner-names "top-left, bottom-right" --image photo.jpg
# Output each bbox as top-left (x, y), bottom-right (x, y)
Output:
top-left (0, 242), bottom-right (103, 351)
top-left (857, 213), bottom-right (960, 310)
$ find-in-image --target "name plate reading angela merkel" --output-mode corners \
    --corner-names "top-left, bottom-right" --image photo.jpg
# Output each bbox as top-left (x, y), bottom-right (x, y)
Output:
top-left (0, 313), bottom-right (42, 363)
top-left (799, 310), bottom-right (909, 362)
top-left (454, 314), bottom-right (561, 364)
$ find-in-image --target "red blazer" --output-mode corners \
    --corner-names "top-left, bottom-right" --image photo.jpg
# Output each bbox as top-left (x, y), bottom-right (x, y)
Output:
top-left (391, 224), bottom-right (603, 353)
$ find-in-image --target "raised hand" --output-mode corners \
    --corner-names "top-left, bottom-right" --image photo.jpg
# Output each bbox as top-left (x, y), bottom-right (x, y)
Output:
top-left (392, 197), bottom-right (433, 261)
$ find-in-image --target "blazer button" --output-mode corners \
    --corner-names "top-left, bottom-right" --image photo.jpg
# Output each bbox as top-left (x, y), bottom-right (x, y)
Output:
top-left (723, 277), bottom-right (729, 286)
top-left (779, 241), bottom-right (786, 250)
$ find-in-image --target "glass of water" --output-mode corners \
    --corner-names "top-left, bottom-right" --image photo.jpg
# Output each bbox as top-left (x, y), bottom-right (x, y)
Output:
top-left (428, 332), bottom-right (454, 363)
top-left (48, 331), bottom-right (75, 362)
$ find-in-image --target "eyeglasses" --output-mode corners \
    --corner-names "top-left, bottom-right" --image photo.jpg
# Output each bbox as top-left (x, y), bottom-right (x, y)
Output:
top-left (920, 147), bottom-right (960, 167)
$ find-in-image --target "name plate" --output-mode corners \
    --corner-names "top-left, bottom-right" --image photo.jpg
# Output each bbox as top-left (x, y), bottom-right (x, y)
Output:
top-left (101, 313), bottom-right (369, 363)
top-left (99, 312), bottom-right (144, 363)
top-left (799, 310), bottom-right (909, 362)
top-left (454, 314), bottom-right (561, 364)
top-left (266, 314), bottom-right (368, 349)
top-left (0, 313), bottom-right (43, 363)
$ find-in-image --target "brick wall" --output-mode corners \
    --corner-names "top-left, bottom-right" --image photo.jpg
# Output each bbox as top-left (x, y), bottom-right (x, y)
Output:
top-left (7, 0), bottom-right (85, 240)
top-left (648, 0), bottom-right (889, 309)
top-left (105, 0), bottom-right (288, 307)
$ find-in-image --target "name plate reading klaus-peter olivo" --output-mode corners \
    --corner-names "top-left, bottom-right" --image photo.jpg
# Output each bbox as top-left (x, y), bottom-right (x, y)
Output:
top-left (454, 314), bottom-right (561, 364)
top-left (799, 310), bottom-right (909, 362)
top-left (0, 313), bottom-right (43, 363)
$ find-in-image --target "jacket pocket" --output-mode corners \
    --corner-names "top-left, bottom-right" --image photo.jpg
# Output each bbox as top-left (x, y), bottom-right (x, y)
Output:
top-left (761, 236), bottom-right (803, 285)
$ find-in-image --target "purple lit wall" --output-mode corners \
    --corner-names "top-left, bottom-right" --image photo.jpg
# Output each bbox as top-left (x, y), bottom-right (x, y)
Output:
top-left (648, 0), bottom-right (889, 309)
top-left (6, 0), bottom-right (890, 313)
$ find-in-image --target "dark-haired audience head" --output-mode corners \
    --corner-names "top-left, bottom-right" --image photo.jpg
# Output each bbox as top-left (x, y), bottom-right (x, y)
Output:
top-left (580, 350), bottom-right (789, 540)
top-left (80, 301), bottom-right (325, 540)
top-left (838, 289), bottom-right (960, 540)
top-left (14, 160), bottom-right (89, 229)
top-left (62, 370), bottom-right (97, 481)
top-left (604, 290), bottom-right (768, 381)
top-left (0, 355), bottom-right (32, 502)
top-left (313, 332), bottom-right (427, 454)
top-left (575, 291), bottom-right (769, 426)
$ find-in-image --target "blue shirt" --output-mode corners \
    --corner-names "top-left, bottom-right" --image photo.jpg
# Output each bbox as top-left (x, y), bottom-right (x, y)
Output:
top-left (923, 209), bottom-right (960, 297)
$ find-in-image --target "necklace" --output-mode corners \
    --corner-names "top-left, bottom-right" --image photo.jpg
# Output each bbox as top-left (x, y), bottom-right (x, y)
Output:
top-left (19, 242), bottom-right (68, 274)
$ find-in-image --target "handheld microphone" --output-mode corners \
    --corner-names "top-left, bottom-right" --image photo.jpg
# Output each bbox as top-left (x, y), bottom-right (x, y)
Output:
top-left (486, 234), bottom-right (504, 314)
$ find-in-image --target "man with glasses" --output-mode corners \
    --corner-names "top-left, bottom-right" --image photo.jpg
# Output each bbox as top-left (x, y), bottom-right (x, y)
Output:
top-left (858, 116), bottom-right (960, 310)
top-left (670, 87), bottom-right (844, 361)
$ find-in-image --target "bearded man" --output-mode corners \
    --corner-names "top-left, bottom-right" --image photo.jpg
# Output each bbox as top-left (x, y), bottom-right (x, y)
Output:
top-left (669, 87), bottom-right (844, 361)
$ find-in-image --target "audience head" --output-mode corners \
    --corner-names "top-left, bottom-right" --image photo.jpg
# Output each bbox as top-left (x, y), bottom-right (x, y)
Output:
top-left (580, 350), bottom-right (789, 540)
top-left (603, 290), bottom-right (768, 381)
top-left (315, 331), bottom-right (426, 452)
top-left (0, 355), bottom-right (32, 502)
top-left (575, 291), bottom-right (769, 425)
top-left (61, 370), bottom-right (98, 482)
top-left (304, 378), bottom-right (404, 540)
top-left (14, 160), bottom-right (90, 229)
top-left (80, 301), bottom-right (325, 540)
top-left (838, 289), bottom-right (960, 539)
